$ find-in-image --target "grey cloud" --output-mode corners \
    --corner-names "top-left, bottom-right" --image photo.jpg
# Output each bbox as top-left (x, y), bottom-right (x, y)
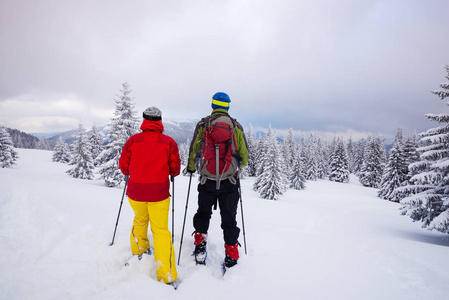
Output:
top-left (0, 0), bottom-right (448, 137)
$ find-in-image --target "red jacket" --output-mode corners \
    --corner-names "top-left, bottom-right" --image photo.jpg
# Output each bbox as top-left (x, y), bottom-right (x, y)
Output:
top-left (119, 120), bottom-right (181, 202)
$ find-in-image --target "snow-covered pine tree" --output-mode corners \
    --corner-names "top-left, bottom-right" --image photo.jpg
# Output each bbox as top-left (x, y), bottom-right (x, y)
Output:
top-left (37, 136), bottom-right (52, 150)
top-left (346, 136), bottom-right (356, 173)
top-left (316, 138), bottom-right (328, 179)
top-left (402, 134), bottom-right (420, 185)
top-left (245, 124), bottom-right (258, 177)
top-left (52, 136), bottom-right (71, 163)
top-left (252, 132), bottom-right (267, 182)
top-left (66, 123), bottom-right (95, 180)
top-left (97, 82), bottom-right (139, 187)
top-left (0, 126), bottom-right (19, 168)
top-left (282, 128), bottom-right (296, 177)
top-left (253, 130), bottom-right (270, 192)
top-left (88, 125), bottom-right (104, 165)
top-left (378, 128), bottom-right (408, 201)
top-left (432, 64), bottom-right (449, 101)
top-left (329, 137), bottom-right (349, 183)
top-left (400, 65), bottom-right (449, 233)
top-left (353, 138), bottom-right (366, 175)
top-left (179, 139), bottom-right (190, 167)
top-left (299, 136), bottom-right (308, 176)
top-left (254, 126), bottom-right (288, 200)
top-left (329, 136), bottom-right (338, 159)
top-left (305, 134), bottom-right (318, 181)
top-left (395, 136), bottom-right (428, 203)
top-left (290, 149), bottom-right (307, 190)
top-left (359, 136), bottom-right (386, 188)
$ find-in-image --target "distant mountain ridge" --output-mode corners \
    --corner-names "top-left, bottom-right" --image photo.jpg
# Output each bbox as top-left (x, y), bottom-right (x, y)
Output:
top-left (36, 118), bottom-right (198, 145)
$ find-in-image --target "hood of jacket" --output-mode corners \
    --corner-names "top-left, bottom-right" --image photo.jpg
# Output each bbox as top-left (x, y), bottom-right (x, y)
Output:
top-left (140, 119), bottom-right (164, 133)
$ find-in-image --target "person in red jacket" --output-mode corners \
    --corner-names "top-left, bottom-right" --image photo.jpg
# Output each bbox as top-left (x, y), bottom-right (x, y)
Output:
top-left (119, 106), bottom-right (180, 287)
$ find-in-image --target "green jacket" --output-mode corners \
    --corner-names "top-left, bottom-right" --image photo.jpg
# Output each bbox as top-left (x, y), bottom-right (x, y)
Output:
top-left (187, 109), bottom-right (249, 172)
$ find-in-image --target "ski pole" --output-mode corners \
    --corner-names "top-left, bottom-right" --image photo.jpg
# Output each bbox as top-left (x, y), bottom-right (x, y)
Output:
top-left (238, 178), bottom-right (247, 254)
top-left (171, 176), bottom-right (175, 244)
top-left (178, 173), bottom-right (193, 265)
top-left (109, 176), bottom-right (128, 246)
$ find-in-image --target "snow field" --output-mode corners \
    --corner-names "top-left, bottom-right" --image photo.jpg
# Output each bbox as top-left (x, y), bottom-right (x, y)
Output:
top-left (1, 149), bottom-right (449, 300)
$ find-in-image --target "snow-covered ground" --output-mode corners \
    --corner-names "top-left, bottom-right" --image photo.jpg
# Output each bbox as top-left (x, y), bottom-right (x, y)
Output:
top-left (1, 149), bottom-right (449, 300)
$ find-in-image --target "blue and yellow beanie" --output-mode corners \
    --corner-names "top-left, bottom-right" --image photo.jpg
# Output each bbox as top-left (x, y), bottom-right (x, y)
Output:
top-left (211, 92), bottom-right (231, 111)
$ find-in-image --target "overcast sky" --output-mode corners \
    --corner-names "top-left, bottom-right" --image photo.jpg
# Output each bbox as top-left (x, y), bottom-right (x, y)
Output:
top-left (1, 0), bottom-right (448, 141)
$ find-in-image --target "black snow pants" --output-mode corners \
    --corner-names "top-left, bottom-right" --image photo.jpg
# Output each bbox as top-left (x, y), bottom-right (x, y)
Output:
top-left (193, 178), bottom-right (240, 246)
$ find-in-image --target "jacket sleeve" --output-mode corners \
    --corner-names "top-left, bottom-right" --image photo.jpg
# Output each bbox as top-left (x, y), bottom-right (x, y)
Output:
top-left (169, 139), bottom-right (181, 177)
top-left (119, 138), bottom-right (132, 176)
top-left (235, 122), bottom-right (249, 169)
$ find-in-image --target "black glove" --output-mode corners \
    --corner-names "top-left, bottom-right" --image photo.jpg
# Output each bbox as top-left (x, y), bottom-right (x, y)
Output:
top-left (182, 167), bottom-right (195, 176)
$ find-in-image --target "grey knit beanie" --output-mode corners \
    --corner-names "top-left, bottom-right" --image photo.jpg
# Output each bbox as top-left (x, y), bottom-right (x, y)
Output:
top-left (143, 106), bottom-right (162, 121)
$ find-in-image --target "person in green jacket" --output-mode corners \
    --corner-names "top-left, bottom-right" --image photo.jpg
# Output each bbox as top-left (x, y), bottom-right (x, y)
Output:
top-left (184, 92), bottom-right (248, 268)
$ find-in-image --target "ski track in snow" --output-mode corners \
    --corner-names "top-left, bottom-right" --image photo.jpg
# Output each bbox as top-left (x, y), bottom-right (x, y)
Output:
top-left (1, 149), bottom-right (449, 300)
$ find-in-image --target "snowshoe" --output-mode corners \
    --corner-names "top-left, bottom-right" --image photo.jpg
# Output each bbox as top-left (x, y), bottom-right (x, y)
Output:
top-left (137, 247), bottom-right (152, 260)
top-left (222, 243), bottom-right (239, 274)
top-left (125, 247), bottom-right (153, 266)
top-left (193, 232), bottom-right (207, 265)
top-left (194, 241), bottom-right (207, 265)
top-left (167, 281), bottom-right (179, 290)
top-left (223, 255), bottom-right (238, 268)
top-left (221, 255), bottom-right (238, 276)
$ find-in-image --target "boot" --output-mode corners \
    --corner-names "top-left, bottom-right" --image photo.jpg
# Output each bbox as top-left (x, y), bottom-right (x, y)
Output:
top-left (223, 243), bottom-right (239, 268)
top-left (193, 232), bottom-right (207, 265)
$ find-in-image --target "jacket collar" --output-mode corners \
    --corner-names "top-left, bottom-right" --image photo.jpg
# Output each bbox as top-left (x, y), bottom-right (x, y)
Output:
top-left (211, 108), bottom-right (230, 116)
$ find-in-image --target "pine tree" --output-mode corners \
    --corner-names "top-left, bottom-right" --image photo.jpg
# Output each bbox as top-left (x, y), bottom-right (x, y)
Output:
top-left (37, 136), bottom-right (52, 150)
top-left (299, 136), bottom-right (308, 176)
top-left (316, 138), bottom-right (328, 179)
top-left (66, 123), bottom-right (95, 180)
top-left (282, 128), bottom-right (296, 177)
top-left (88, 125), bottom-right (104, 165)
top-left (290, 150), bottom-right (306, 190)
top-left (353, 139), bottom-right (366, 175)
top-left (0, 126), bottom-right (19, 168)
top-left (400, 65), bottom-right (449, 233)
top-left (329, 137), bottom-right (349, 183)
top-left (253, 133), bottom-right (267, 178)
top-left (346, 136), bottom-right (356, 173)
top-left (432, 64), bottom-right (449, 101)
top-left (97, 82), bottom-right (139, 187)
top-left (254, 126), bottom-right (288, 200)
top-left (305, 134), bottom-right (318, 180)
top-left (253, 130), bottom-right (270, 192)
top-left (245, 124), bottom-right (258, 177)
top-left (179, 139), bottom-right (190, 167)
top-left (378, 129), bottom-right (408, 201)
top-left (402, 134), bottom-right (420, 185)
top-left (52, 136), bottom-right (71, 163)
top-left (359, 136), bottom-right (386, 188)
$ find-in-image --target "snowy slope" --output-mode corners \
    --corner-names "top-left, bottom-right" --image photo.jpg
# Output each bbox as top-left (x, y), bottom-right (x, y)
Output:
top-left (1, 149), bottom-right (449, 300)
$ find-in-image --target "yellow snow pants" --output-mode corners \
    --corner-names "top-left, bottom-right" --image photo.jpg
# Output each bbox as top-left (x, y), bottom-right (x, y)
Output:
top-left (128, 197), bottom-right (177, 284)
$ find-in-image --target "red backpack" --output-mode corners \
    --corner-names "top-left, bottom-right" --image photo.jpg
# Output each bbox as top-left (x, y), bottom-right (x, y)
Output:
top-left (199, 115), bottom-right (239, 189)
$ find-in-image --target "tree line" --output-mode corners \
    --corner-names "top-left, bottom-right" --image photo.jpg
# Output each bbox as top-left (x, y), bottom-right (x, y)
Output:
top-left (1, 64), bottom-right (449, 233)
